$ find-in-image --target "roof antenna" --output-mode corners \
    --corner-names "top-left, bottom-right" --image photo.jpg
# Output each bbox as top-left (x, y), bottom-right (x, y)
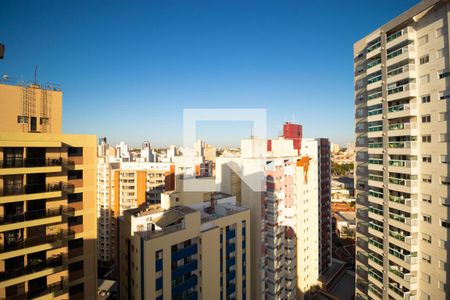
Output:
top-left (34, 65), bottom-right (38, 84)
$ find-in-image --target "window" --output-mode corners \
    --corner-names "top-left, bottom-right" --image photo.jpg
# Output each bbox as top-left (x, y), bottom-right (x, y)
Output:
top-left (421, 94), bottom-right (431, 103)
top-left (420, 291), bottom-right (430, 300)
top-left (422, 155), bottom-right (431, 163)
top-left (17, 116), bottom-right (28, 124)
top-left (438, 260), bottom-right (447, 271)
top-left (439, 239), bottom-right (447, 249)
top-left (39, 117), bottom-right (49, 125)
top-left (437, 48), bottom-right (444, 58)
top-left (422, 175), bottom-right (432, 183)
top-left (420, 55), bottom-right (429, 65)
top-left (438, 280), bottom-right (446, 291)
top-left (419, 34), bottom-right (429, 45)
top-left (423, 214), bottom-right (432, 223)
top-left (438, 70), bottom-right (450, 79)
top-left (422, 194), bottom-right (432, 203)
top-left (441, 219), bottom-right (450, 228)
top-left (441, 197), bottom-right (450, 207)
top-left (436, 27), bottom-right (445, 38)
top-left (422, 252), bottom-right (431, 263)
top-left (439, 134), bottom-right (449, 142)
top-left (441, 176), bottom-right (450, 185)
top-left (422, 135), bottom-right (431, 143)
top-left (421, 272), bottom-right (431, 283)
top-left (422, 115), bottom-right (431, 123)
top-left (441, 155), bottom-right (450, 163)
top-left (422, 233), bottom-right (432, 244)
top-left (420, 74), bottom-right (430, 84)
top-left (439, 112), bottom-right (449, 121)
top-left (439, 91), bottom-right (450, 100)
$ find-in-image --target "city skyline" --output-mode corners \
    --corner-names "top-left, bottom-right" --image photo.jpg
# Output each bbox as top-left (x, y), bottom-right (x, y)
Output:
top-left (1, 0), bottom-right (419, 147)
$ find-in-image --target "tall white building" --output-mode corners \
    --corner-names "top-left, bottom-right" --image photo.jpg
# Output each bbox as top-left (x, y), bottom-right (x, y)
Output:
top-left (216, 136), bottom-right (322, 300)
top-left (354, 1), bottom-right (450, 299)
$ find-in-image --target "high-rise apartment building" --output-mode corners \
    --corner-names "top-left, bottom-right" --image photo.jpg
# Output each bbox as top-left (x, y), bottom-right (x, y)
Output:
top-left (96, 160), bottom-right (175, 265)
top-left (354, 1), bottom-right (450, 299)
top-left (216, 132), bottom-right (325, 300)
top-left (117, 192), bottom-right (250, 300)
top-left (0, 82), bottom-right (97, 299)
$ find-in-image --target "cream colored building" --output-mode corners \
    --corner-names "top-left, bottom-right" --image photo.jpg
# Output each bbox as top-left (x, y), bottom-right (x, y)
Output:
top-left (354, 1), bottom-right (450, 299)
top-left (216, 137), bottom-right (321, 300)
top-left (117, 193), bottom-right (250, 300)
top-left (0, 82), bottom-right (97, 299)
top-left (96, 160), bottom-right (175, 265)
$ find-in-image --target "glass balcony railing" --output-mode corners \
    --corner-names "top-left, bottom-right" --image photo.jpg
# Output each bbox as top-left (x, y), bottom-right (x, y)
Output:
top-left (387, 46), bottom-right (409, 59)
top-left (388, 141), bottom-right (416, 149)
top-left (388, 123), bottom-right (415, 131)
top-left (368, 158), bottom-right (383, 165)
top-left (0, 182), bottom-right (67, 197)
top-left (369, 190), bottom-right (383, 198)
top-left (387, 28), bottom-right (407, 43)
top-left (389, 195), bottom-right (417, 206)
top-left (369, 206), bottom-right (383, 215)
top-left (368, 125), bottom-right (383, 132)
top-left (368, 174), bottom-right (383, 182)
top-left (368, 238), bottom-right (383, 249)
top-left (0, 278), bottom-right (67, 300)
top-left (388, 160), bottom-right (417, 168)
top-left (389, 283), bottom-right (413, 298)
top-left (389, 248), bottom-right (417, 264)
top-left (0, 254), bottom-right (65, 282)
top-left (389, 212), bottom-right (417, 225)
top-left (369, 222), bottom-right (383, 232)
top-left (368, 253), bottom-right (383, 266)
top-left (368, 143), bottom-right (383, 148)
top-left (368, 269), bottom-right (383, 283)
top-left (368, 284), bottom-right (383, 298)
top-left (387, 64), bottom-right (414, 78)
top-left (387, 83), bottom-right (415, 95)
top-left (0, 206), bottom-right (75, 225)
top-left (388, 103), bottom-right (411, 113)
top-left (368, 91), bottom-right (382, 100)
top-left (367, 58), bottom-right (381, 69)
top-left (368, 108), bottom-right (383, 116)
top-left (367, 75), bottom-right (382, 84)
top-left (388, 177), bottom-right (417, 187)
top-left (367, 41), bottom-right (381, 53)
top-left (389, 230), bottom-right (408, 242)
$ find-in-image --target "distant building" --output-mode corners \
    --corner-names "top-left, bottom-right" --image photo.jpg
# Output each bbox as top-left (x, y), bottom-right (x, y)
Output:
top-left (117, 193), bottom-right (250, 300)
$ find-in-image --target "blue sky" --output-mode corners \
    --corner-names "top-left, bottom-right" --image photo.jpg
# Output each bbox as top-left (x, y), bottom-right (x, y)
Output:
top-left (1, 0), bottom-right (419, 147)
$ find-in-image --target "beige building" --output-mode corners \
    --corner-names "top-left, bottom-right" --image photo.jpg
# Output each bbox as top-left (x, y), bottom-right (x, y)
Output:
top-left (96, 160), bottom-right (175, 265)
top-left (354, 1), bottom-right (450, 299)
top-left (117, 193), bottom-right (250, 300)
top-left (0, 82), bottom-right (97, 299)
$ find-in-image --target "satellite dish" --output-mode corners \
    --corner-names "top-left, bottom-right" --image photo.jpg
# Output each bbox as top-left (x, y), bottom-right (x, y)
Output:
top-left (2, 74), bottom-right (9, 81)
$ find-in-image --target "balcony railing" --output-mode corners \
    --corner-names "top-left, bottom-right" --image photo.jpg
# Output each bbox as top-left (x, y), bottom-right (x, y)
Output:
top-left (388, 283), bottom-right (414, 298)
top-left (368, 108), bottom-right (383, 116)
top-left (368, 91), bottom-right (382, 100)
top-left (0, 254), bottom-right (65, 282)
top-left (369, 222), bottom-right (383, 232)
top-left (368, 143), bottom-right (383, 148)
top-left (388, 160), bottom-right (417, 168)
top-left (387, 28), bottom-right (407, 43)
top-left (368, 190), bottom-right (383, 198)
top-left (368, 238), bottom-right (383, 249)
top-left (387, 46), bottom-right (410, 60)
top-left (368, 158), bottom-right (383, 165)
top-left (0, 158), bottom-right (62, 169)
top-left (368, 253), bottom-right (383, 266)
top-left (0, 206), bottom-right (74, 225)
top-left (387, 64), bottom-right (414, 78)
top-left (369, 206), bottom-right (383, 215)
top-left (368, 174), bottom-right (383, 182)
top-left (389, 195), bottom-right (417, 206)
top-left (389, 212), bottom-right (417, 225)
top-left (389, 248), bottom-right (417, 264)
top-left (388, 177), bottom-right (417, 187)
top-left (368, 125), bottom-right (383, 132)
top-left (388, 141), bottom-right (416, 149)
top-left (367, 75), bottom-right (382, 84)
top-left (0, 278), bottom-right (67, 300)
top-left (388, 123), bottom-right (416, 131)
top-left (368, 269), bottom-right (383, 283)
top-left (0, 182), bottom-right (73, 197)
top-left (388, 103), bottom-right (413, 113)
top-left (387, 83), bottom-right (415, 95)
top-left (0, 229), bottom-right (75, 253)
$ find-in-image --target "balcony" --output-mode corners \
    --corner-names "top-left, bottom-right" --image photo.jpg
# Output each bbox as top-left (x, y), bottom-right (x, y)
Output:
top-left (368, 253), bottom-right (383, 267)
top-left (388, 283), bottom-right (416, 299)
top-left (388, 159), bottom-right (417, 169)
top-left (0, 229), bottom-right (75, 254)
top-left (368, 238), bottom-right (383, 250)
top-left (387, 141), bottom-right (417, 155)
top-left (0, 158), bottom-right (62, 175)
top-left (389, 211), bottom-right (417, 227)
top-left (367, 74), bottom-right (382, 90)
top-left (367, 90), bottom-right (382, 102)
top-left (368, 206), bottom-right (383, 216)
top-left (387, 82), bottom-right (416, 101)
top-left (366, 41), bottom-right (381, 59)
top-left (368, 108), bottom-right (383, 117)
top-left (389, 248), bottom-right (418, 265)
top-left (387, 64), bottom-right (416, 84)
top-left (0, 182), bottom-right (65, 198)
top-left (387, 45), bottom-right (415, 66)
top-left (0, 254), bottom-right (65, 282)
top-left (0, 206), bottom-right (74, 226)
top-left (389, 267), bottom-right (417, 285)
top-left (388, 177), bottom-right (418, 193)
top-left (0, 278), bottom-right (67, 300)
top-left (389, 231), bottom-right (417, 246)
top-left (388, 122), bottom-right (417, 137)
top-left (386, 27), bottom-right (415, 48)
top-left (387, 103), bottom-right (417, 119)
top-left (368, 268), bottom-right (383, 284)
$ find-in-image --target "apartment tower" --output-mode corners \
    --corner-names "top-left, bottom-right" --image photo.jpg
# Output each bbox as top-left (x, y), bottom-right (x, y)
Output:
top-left (0, 82), bottom-right (97, 299)
top-left (354, 1), bottom-right (450, 299)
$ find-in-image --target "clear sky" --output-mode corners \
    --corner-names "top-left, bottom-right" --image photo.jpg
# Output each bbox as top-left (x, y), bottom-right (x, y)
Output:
top-left (1, 0), bottom-right (419, 147)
